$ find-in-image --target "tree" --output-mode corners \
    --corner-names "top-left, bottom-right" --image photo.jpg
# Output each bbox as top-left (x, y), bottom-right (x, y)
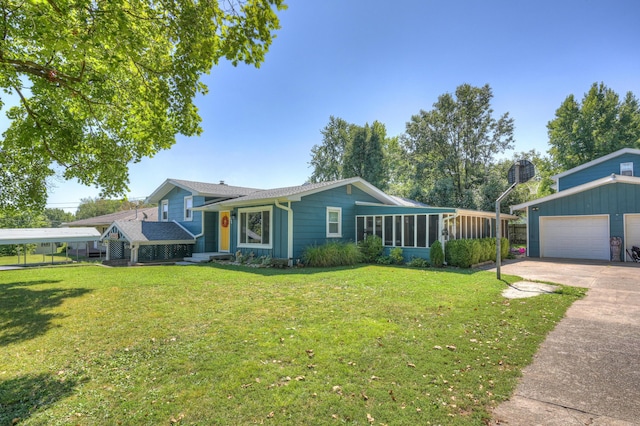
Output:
top-left (548, 83), bottom-right (640, 170)
top-left (44, 208), bottom-right (75, 227)
top-left (0, 0), bottom-right (286, 212)
top-left (401, 84), bottom-right (514, 208)
top-left (309, 116), bottom-right (352, 182)
top-left (75, 197), bottom-right (148, 220)
top-left (342, 121), bottom-right (387, 189)
top-left (309, 117), bottom-right (389, 190)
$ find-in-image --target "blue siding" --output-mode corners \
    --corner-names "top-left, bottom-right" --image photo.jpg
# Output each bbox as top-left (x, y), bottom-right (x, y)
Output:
top-left (158, 187), bottom-right (207, 251)
top-left (558, 153), bottom-right (640, 191)
top-left (290, 185), bottom-right (381, 261)
top-left (527, 183), bottom-right (640, 257)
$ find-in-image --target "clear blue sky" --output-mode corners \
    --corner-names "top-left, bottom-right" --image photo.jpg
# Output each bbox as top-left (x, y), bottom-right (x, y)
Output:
top-left (34, 0), bottom-right (640, 211)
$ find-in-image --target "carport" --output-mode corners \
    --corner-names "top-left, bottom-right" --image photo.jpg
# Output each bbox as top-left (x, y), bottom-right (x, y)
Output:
top-left (0, 227), bottom-right (102, 266)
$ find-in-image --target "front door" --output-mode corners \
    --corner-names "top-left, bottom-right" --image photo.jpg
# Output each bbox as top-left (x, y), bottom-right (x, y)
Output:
top-left (219, 211), bottom-right (231, 252)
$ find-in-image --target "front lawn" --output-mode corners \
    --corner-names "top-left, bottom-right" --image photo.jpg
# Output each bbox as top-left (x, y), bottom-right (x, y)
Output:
top-left (0, 264), bottom-right (584, 425)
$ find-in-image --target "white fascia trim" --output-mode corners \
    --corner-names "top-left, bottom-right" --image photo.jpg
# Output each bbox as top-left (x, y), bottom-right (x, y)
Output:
top-left (100, 222), bottom-right (136, 243)
top-left (551, 148), bottom-right (640, 180)
top-left (511, 174), bottom-right (640, 211)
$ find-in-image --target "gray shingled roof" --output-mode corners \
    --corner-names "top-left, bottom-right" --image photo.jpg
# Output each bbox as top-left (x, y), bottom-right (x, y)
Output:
top-left (225, 180), bottom-right (347, 203)
top-left (66, 207), bottom-right (158, 227)
top-left (146, 178), bottom-right (262, 204)
top-left (170, 179), bottom-right (262, 197)
top-left (106, 221), bottom-right (195, 244)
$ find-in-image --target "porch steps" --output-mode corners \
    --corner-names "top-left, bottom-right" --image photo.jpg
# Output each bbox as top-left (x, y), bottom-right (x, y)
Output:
top-left (183, 252), bottom-right (233, 263)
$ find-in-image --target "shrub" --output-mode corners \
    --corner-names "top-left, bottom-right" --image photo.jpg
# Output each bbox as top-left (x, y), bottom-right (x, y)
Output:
top-left (376, 256), bottom-right (392, 265)
top-left (302, 242), bottom-right (362, 267)
top-left (408, 257), bottom-right (429, 268)
top-left (389, 247), bottom-right (404, 265)
top-left (358, 235), bottom-right (384, 263)
top-left (430, 240), bottom-right (444, 267)
top-left (445, 237), bottom-right (511, 268)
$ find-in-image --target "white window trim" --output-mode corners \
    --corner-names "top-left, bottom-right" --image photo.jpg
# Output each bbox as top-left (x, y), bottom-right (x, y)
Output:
top-left (237, 205), bottom-right (273, 249)
top-left (326, 206), bottom-right (342, 238)
top-left (184, 196), bottom-right (193, 221)
top-left (161, 200), bottom-right (169, 222)
top-left (621, 162), bottom-right (634, 176)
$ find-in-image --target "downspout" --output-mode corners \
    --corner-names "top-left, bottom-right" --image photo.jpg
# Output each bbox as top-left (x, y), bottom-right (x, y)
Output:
top-left (275, 200), bottom-right (294, 266)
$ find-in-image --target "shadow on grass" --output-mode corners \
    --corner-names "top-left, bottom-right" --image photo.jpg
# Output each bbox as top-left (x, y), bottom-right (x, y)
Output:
top-left (0, 280), bottom-right (92, 346)
top-left (190, 261), bottom-right (492, 277)
top-left (0, 372), bottom-right (86, 424)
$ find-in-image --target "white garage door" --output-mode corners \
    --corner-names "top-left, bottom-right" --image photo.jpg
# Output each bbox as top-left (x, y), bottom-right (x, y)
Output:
top-left (625, 214), bottom-right (640, 260)
top-left (540, 216), bottom-right (610, 260)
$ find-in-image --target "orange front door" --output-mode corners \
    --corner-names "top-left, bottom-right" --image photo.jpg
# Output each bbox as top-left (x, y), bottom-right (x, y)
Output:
top-left (219, 211), bottom-right (231, 252)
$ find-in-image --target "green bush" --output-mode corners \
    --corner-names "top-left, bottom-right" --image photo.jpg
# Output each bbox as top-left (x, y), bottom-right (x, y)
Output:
top-left (445, 237), bottom-right (510, 268)
top-left (302, 242), bottom-right (362, 267)
top-left (376, 256), bottom-right (392, 265)
top-left (389, 247), bottom-right (404, 265)
top-left (430, 241), bottom-right (444, 267)
top-left (358, 235), bottom-right (384, 263)
top-left (408, 257), bottom-right (429, 268)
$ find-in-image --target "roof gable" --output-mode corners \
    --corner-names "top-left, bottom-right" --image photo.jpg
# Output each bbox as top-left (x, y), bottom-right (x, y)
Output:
top-left (552, 148), bottom-right (640, 181)
top-left (146, 179), bottom-right (261, 204)
top-left (511, 174), bottom-right (640, 211)
top-left (197, 177), bottom-right (400, 209)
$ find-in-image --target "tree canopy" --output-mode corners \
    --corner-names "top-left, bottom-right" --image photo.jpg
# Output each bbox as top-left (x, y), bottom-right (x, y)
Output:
top-left (0, 0), bottom-right (286, 212)
top-left (400, 83), bottom-right (514, 208)
top-left (75, 197), bottom-right (151, 220)
top-left (547, 82), bottom-right (640, 170)
top-left (309, 117), bottom-right (389, 190)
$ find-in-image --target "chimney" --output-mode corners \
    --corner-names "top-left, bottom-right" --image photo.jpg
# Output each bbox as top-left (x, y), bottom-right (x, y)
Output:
top-left (219, 180), bottom-right (225, 185)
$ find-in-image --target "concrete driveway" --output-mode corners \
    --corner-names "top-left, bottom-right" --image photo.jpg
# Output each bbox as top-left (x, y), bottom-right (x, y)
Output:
top-left (489, 258), bottom-right (640, 425)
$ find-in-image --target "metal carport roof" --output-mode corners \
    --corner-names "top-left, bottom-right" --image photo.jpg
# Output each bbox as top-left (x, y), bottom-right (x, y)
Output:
top-left (0, 227), bottom-right (101, 245)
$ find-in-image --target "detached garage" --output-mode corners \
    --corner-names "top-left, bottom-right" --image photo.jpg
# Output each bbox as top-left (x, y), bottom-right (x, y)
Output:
top-left (512, 174), bottom-right (640, 262)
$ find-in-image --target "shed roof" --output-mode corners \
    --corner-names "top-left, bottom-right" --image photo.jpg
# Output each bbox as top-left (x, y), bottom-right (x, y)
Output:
top-left (0, 227), bottom-right (101, 245)
top-left (102, 221), bottom-right (195, 245)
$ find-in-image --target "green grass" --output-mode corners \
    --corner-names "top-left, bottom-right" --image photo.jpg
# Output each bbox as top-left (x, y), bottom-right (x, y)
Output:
top-left (0, 264), bottom-right (585, 425)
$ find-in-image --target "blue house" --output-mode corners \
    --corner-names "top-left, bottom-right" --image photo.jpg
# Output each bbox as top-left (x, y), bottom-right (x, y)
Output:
top-left (511, 148), bottom-right (640, 261)
top-left (101, 177), bottom-right (514, 265)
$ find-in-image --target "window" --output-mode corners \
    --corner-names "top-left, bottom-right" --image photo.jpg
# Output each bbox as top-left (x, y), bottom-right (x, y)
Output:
top-left (238, 206), bottom-right (272, 248)
top-left (184, 196), bottom-right (193, 221)
top-left (161, 200), bottom-right (169, 221)
top-left (357, 214), bottom-right (442, 248)
top-left (327, 207), bottom-right (342, 237)
top-left (621, 162), bottom-right (634, 176)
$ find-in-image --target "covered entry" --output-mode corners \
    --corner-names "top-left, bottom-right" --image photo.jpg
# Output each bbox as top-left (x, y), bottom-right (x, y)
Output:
top-left (540, 215), bottom-right (610, 260)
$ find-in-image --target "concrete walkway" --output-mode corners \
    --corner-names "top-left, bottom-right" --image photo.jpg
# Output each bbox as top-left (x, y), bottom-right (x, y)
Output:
top-left (489, 259), bottom-right (640, 425)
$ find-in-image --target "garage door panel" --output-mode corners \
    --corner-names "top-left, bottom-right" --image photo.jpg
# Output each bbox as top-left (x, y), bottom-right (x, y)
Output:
top-left (541, 216), bottom-right (609, 260)
top-left (625, 215), bottom-right (640, 257)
